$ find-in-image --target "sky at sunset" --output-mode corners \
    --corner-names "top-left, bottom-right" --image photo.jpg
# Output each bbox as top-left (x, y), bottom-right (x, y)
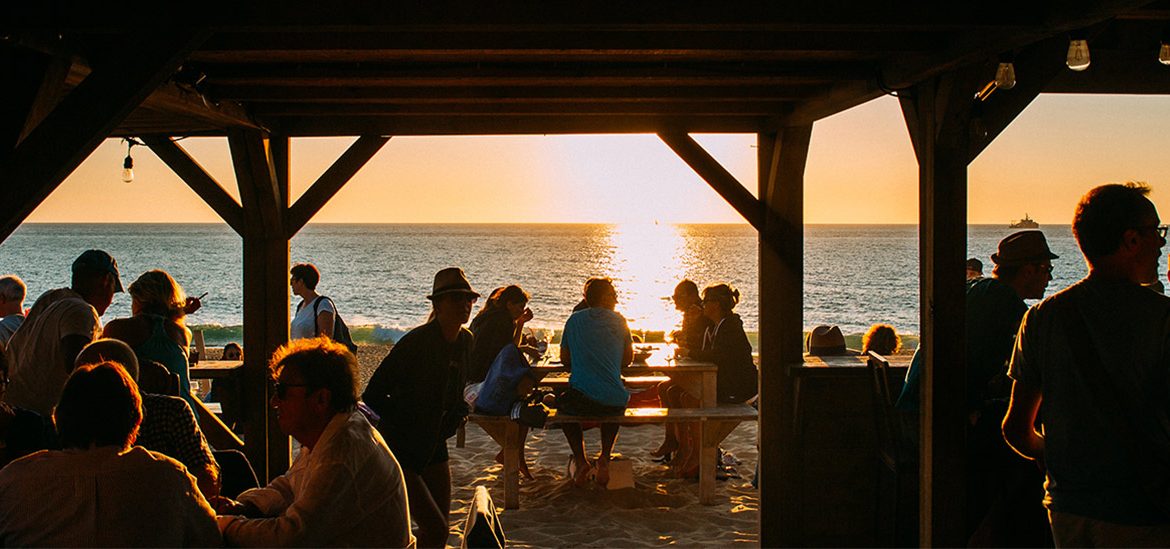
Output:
top-left (27, 94), bottom-right (1170, 226)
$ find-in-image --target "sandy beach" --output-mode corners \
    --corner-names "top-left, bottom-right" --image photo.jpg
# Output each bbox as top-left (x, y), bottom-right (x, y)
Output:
top-left (354, 344), bottom-right (760, 547)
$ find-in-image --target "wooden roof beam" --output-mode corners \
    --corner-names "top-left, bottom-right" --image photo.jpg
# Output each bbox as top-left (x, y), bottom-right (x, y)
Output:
top-left (209, 84), bottom-right (824, 102)
top-left (0, 29), bottom-right (209, 242)
top-left (272, 115), bottom-right (776, 136)
top-left (6, 2), bottom-right (1046, 31)
top-left (659, 130), bottom-right (763, 231)
top-left (250, 101), bottom-right (794, 116)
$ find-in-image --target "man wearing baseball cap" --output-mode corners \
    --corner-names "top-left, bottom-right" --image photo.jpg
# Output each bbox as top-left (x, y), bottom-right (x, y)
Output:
top-left (4, 250), bottom-right (123, 416)
top-left (363, 267), bottom-right (479, 548)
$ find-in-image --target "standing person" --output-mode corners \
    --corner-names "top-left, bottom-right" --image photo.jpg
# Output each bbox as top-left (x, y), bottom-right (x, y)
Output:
top-left (1004, 183), bottom-right (1170, 545)
top-left (3, 250), bottom-right (121, 416)
top-left (363, 267), bottom-right (478, 548)
top-left (0, 275), bottom-right (26, 345)
top-left (213, 338), bottom-right (414, 548)
top-left (289, 263), bottom-right (335, 341)
top-left (559, 277), bottom-right (634, 487)
top-left (964, 231), bottom-right (1057, 545)
top-left (102, 270), bottom-right (203, 413)
top-left (0, 361), bottom-right (220, 547)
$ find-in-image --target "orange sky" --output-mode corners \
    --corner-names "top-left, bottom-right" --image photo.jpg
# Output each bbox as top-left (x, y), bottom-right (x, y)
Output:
top-left (27, 94), bottom-right (1170, 225)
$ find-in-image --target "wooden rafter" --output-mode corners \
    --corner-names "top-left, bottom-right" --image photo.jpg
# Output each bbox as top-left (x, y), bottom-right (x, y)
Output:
top-left (286, 135), bottom-right (390, 237)
top-left (143, 136), bottom-right (246, 235)
top-left (229, 129), bottom-right (284, 236)
top-left (658, 131), bottom-right (763, 231)
top-left (0, 29), bottom-right (209, 241)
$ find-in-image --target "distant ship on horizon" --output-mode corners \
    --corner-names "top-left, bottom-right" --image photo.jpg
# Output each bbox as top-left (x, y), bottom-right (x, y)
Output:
top-left (1009, 214), bottom-right (1039, 229)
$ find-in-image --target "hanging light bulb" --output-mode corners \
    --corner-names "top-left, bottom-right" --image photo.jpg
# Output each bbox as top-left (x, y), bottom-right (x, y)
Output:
top-left (1067, 39), bottom-right (1090, 71)
top-left (995, 62), bottom-right (1016, 89)
top-left (121, 154), bottom-right (134, 183)
top-left (1160, 42), bottom-right (1170, 66)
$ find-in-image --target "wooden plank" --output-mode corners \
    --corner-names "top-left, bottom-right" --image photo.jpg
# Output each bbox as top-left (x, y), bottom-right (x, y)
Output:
top-left (251, 101), bottom-right (795, 117)
top-left (286, 135), bottom-right (389, 237)
top-left (0, 46), bottom-right (48, 157)
top-left (757, 125), bottom-right (811, 546)
top-left (212, 84), bottom-right (825, 102)
top-left (901, 72), bottom-right (975, 547)
top-left (0, 30), bottom-right (208, 242)
top-left (276, 115), bottom-right (774, 136)
top-left (658, 131), bottom-right (763, 231)
top-left (16, 53), bottom-right (72, 146)
top-left (143, 136), bottom-right (245, 235)
top-left (968, 38), bottom-right (1064, 162)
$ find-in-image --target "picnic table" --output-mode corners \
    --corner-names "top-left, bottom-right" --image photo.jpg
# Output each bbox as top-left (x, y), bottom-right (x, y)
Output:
top-left (471, 342), bottom-right (754, 509)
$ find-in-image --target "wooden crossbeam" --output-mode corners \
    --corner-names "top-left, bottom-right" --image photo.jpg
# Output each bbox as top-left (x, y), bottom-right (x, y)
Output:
top-left (658, 131), bottom-right (763, 231)
top-left (250, 101), bottom-right (795, 116)
top-left (968, 37), bottom-right (1066, 161)
top-left (276, 115), bottom-right (774, 136)
top-left (0, 29), bottom-right (208, 242)
top-left (211, 84), bottom-right (824, 102)
top-left (143, 136), bottom-right (245, 235)
top-left (286, 135), bottom-right (389, 237)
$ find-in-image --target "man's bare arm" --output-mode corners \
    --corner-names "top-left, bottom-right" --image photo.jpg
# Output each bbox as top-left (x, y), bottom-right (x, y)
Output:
top-left (1002, 380), bottom-right (1045, 462)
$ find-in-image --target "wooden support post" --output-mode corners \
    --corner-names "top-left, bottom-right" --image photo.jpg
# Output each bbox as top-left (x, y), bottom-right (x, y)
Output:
top-left (0, 30), bottom-right (207, 242)
top-left (757, 126), bottom-right (812, 547)
top-left (901, 72), bottom-right (976, 547)
top-left (231, 130), bottom-right (291, 480)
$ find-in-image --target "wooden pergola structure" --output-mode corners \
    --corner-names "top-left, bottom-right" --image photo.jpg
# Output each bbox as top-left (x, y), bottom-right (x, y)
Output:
top-left (5, 2), bottom-right (1170, 545)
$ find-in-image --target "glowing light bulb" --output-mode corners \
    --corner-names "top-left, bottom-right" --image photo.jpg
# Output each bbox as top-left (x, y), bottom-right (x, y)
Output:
top-left (995, 62), bottom-right (1016, 89)
top-left (121, 155), bottom-right (134, 183)
top-left (1067, 39), bottom-right (1090, 71)
top-left (1160, 43), bottom-right (1170, 66)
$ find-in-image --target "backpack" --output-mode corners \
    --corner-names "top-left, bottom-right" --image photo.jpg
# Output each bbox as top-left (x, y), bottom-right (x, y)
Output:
top-left (313, 296), bottom-right (358, 355)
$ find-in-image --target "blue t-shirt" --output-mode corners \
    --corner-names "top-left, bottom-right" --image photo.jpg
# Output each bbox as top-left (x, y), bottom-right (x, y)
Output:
top-left (561, 308), bottom-right (632, 408)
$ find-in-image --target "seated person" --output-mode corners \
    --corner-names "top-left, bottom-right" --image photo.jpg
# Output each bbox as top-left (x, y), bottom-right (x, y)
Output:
top-left (862, 323), bottom-right (902, 356)
top-left (805, 325), bottom-right (857, 356)
top-left (654, 279), bottom-right (715, 460)
top-left (0, 361), bottom-right (220, 546)
top-left (559, 277), bottom-right (634, 487)
top-left (213, 337), bottom-right (414, 548)
top-left (75, 338), bottom-right (221, 499)
top-left (0, 345), bottom-right (57, 469)
top-left (222, 342), bottom-right (243, 361)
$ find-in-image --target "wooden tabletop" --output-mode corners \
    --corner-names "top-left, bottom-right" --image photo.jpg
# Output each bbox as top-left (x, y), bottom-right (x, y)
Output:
top-left (190, 360), bottom-right (244, 379)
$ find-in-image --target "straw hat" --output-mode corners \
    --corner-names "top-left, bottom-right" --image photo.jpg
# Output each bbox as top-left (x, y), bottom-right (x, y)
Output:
top-left (991, 231), bottom-right (1058, 266)
top-left (426, 267), bottom-right (480, 301)
top-left (806, 325), bottom-right (848, 356)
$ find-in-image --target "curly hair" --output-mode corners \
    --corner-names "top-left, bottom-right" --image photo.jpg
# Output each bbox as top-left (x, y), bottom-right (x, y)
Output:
top-left (862, 324), bottom-right (901, 356)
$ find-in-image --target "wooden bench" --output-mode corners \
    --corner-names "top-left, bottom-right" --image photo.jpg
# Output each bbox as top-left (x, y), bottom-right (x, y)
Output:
top-left (469, 404), bottom-right (758, 509)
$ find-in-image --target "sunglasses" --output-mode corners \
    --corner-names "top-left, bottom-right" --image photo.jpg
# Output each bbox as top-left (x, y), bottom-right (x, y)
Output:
top-left (272, 381), bottom-right (310, 399)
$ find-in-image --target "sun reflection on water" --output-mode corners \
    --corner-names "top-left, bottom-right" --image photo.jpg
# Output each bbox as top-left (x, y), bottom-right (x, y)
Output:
top-left (602, 222), bottom-right (690, 334)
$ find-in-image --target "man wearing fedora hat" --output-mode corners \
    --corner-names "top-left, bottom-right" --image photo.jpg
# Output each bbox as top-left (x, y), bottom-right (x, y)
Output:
top-left (363, 267), bottom-right (479, 548)
top-left (1004, 183), bottom-right (1170, 544)
top-left (4, 249), bottom-right (123, 416)
top-left (965, 230), bottom-right (1059, 544)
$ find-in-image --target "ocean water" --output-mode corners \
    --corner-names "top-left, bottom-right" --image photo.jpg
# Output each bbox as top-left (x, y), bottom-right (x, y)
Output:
top-left (0, 223), bottom-right (1125, 345)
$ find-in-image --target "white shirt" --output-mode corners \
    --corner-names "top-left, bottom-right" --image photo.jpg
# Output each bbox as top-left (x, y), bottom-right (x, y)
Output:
top-left (221, 410), bottom-right (416, 548)
top-left (0, 446), bottom-right (221, 547)
top-left (3, 288), bottom-right (100, 415)
top-left (290, 296), bottom-right (334, 340)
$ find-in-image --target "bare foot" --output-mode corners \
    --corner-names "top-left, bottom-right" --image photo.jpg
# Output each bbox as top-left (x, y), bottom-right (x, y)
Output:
top-left (595, 460), bottom-right (610, 487)
top-left (572, 459), bottom-right (594, 487)
top-left (650, 439), bottom-right (678, 459)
